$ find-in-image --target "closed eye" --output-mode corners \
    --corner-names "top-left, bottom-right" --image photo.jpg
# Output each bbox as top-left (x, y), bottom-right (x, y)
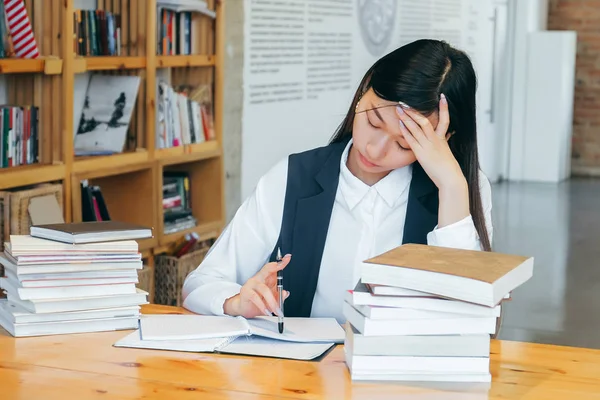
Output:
top-left (366, 111), bottom-right (380, 129)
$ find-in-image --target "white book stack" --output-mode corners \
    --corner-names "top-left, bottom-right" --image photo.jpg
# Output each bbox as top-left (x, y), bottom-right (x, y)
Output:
top-left (343, 244), bottom-right (534, 383)
top-left (0, 234), bottom-right (149, 337)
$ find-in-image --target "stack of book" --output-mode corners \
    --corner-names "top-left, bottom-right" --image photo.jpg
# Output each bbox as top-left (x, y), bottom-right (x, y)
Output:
top-left (343, 244), bottom-right (534, 382)
top-left (0, 222), bottom-right (153, 337)
top-left (163, 171), bottom-right (197, 234)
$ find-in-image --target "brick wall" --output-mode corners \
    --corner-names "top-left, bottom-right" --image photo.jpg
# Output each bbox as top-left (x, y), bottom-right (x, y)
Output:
top-left (548, 0), bottom-right (600, 174)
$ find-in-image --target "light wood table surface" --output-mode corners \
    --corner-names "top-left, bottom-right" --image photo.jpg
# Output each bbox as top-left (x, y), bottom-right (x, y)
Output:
top-left (1, 304), bottom-right (600, 399)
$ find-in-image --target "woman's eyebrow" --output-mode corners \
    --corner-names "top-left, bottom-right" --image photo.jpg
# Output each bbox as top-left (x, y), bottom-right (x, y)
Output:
top-left (369, 103), bottom-right (386, 124)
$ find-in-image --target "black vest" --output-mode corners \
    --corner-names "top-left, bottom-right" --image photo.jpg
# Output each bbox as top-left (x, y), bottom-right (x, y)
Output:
top-left (268, 136), bottom-right (439, 317)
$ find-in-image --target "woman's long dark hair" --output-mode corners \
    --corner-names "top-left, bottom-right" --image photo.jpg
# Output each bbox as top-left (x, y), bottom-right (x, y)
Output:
top-left (331, 39), bottom-right (492, 252)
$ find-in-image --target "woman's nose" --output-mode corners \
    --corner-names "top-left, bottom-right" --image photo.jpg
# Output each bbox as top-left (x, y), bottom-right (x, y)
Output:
top-left (365, 132), bottom-right (389, 160)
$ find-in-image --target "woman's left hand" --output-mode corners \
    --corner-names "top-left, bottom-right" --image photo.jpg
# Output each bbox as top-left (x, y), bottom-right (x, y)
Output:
top-left (395, 94), bottom-right (465, 191)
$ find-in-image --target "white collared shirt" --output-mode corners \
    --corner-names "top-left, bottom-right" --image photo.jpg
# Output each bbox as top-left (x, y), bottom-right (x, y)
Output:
top-left (182, 139), bottom-right (493, 323)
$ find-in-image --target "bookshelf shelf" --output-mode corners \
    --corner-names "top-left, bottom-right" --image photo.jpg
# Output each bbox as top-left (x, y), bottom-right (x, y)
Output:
top-left (159, 220), bottom-right (223, 247)
top-left (155, 146), bottom-right (185, 160)
top-left (138, 237), bottom-right (159, 252)
top-left (0, 58), bottom-right (63, 75)
top-left (0, 164), bottom-right (66, 190)
top-left (83, 56), bottom-right (147, 72)
top-left (157, 55), bottom-right (215, 68)
top-left (73, 151), bottom-right (150, 175)
top-left (158, 140), bottom-right (221, 166)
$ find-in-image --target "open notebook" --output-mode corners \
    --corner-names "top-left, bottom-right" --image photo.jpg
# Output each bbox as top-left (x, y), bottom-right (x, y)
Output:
top-left (114, 314), bottom-right (345, 360)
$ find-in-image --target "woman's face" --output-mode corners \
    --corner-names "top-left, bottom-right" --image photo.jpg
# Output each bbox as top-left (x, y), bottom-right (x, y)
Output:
top-left (350, 88), bottom-right (439, 176)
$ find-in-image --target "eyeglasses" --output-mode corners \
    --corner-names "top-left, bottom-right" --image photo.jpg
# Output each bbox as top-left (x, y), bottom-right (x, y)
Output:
top-left (355, 101), bottom-right (410, 115)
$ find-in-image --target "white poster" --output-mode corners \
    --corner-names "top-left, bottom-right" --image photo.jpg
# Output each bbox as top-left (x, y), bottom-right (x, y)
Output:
top-left (242, 0), bottom-right (495, 198)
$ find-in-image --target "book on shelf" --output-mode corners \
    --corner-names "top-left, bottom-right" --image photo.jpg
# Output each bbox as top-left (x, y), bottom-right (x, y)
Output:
top-left (0, 105), bottom-right (39, 168)
top-left (156, 0), bottom-right (215, 56)
top-left (343, 244), bottom-right (534, 383)
top-left (163, 171), bottom-right (197, 234)
top-left (0, 1), bottom-right (13, 58)
top-left (157, 82), bottom-right (214, 149)
top-left (0, 233), bottom-right (148, 337)
top-left (81, 180), bottom-right (111, 223)
top-left (74, 9), bottom-right (122, 56)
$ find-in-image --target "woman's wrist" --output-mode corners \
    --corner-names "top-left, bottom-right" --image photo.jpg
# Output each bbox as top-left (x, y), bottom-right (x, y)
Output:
top-left (437, 176), bottom-right (470, 228)
top-left (223, 294), bottom-right (240, 316)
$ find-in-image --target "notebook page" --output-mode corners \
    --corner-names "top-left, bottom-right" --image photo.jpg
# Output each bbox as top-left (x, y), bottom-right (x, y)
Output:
top-left (247, 316), bottom-right (345, 343)
top-left (218, 336), bottom-right (335, 360)
top-left (139, 315), bottom-right (250, 341)
top-left (114, 330), bottom-right (229, 352)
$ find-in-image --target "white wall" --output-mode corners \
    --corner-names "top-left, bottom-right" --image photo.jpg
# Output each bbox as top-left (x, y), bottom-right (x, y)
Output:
top-left (240, 0), bottom-right (503, 199)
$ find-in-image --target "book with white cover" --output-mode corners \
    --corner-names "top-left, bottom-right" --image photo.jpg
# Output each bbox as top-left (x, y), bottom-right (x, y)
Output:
top-left (7, 235), bottom-right (140, 256)
top-left (365, 283), bottom-right (438, 297)
top-left (0, 300), bottom-right (140, 324)
top-left (353, 303), bottom-right (473, 320)
top-left (367, 283), bottom-right (512, 300)
top-left (345, 348), bottom-right (491, 383)
top-left (4, 268), bottom-right (138, 288)
top-left (346, 287), bottom-right (501, 317)
top-left (115, 330), bottom-right (335, 361)
top-left (3, 267), bottom-right (138, 281)
top-left (347, 371), bottom-right (492, 383)
top-left (0, 312), bottom-right (139, 337)
top-left (138, 314), bottom-right (345, 344)
top-left (2, 260), bottom-right (142, 275)
top-left (344, 323), bottom-right (490, 357)
top-left (7, 289), bottom-right (148, 313)
top-left (0, 277), bottom-right (137, 300)
top-left (343, 301), bottom-right (497, 336)
top-left (344, 347), bottom-right (490, 375)
top-left (361, 244), bottom-right (533, 307)
top-left (4, 253), bottom-right (142, 266)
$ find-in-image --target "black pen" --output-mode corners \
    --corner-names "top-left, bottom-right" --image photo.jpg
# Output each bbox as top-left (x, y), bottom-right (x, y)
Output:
top-left (276, 247), bottom-right (284, 333)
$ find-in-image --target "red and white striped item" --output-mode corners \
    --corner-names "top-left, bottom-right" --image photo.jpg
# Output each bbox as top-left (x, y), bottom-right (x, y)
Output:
top-left (4, 0), bottom-right (39, 59)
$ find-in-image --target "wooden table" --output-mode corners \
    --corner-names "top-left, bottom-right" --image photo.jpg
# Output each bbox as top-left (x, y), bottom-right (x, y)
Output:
top-left (1, 305), bottom-right (600, 399)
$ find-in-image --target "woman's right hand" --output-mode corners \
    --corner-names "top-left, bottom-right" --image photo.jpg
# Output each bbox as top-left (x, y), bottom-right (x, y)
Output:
top-left (223, 254), bottom-right (291, 319)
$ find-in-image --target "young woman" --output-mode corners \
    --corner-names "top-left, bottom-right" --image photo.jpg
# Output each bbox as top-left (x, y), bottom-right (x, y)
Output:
top-left (181, 39), bottom-right (493, 324)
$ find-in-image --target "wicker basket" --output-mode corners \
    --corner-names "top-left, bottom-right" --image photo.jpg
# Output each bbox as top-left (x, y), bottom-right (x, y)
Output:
top-left (154, 243), bottom-right (210, 306)
top-left (8, 183), bottom-right (63, 235)
top-left (137, 264), bottom-right (155, 303)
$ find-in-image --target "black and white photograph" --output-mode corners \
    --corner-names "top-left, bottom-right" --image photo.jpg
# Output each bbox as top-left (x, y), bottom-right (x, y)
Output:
top-left (74, 74), bottom-right (141, 155)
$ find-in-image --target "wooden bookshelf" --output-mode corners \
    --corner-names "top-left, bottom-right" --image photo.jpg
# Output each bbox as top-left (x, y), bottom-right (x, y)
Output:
top-left (0, 0), bottom-right (226, 294)
top-left (0, 58), bottom-right (63, 75)
top-left (157, 54), bottom-right (215, 68)
top-left (83, 56), bottom-right (147, 71)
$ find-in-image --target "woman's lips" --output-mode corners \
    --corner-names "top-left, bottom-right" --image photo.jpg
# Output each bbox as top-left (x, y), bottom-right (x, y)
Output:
top-left (359, 152), bottom-right (378, 168)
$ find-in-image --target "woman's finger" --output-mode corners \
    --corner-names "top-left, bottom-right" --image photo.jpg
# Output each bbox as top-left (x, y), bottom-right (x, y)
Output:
top-left (435, 93), bottom-right (450, 138)
top-left (401, 105), bottom-right (435, 139)
top-left (246, 288), bottom-right (271, 317)
top-left (396, 106), bottom-right (428, 145)
top-left (397, 113), bottom-right (421, 152)
top-left (257, 254), bottom-right (291, 281)
top-left (255, 282), bottom-right (282, 316)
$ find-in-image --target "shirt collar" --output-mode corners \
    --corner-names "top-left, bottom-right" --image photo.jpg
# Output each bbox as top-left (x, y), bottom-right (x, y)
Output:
top-left (339, 139), bottom-right (413, 210)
